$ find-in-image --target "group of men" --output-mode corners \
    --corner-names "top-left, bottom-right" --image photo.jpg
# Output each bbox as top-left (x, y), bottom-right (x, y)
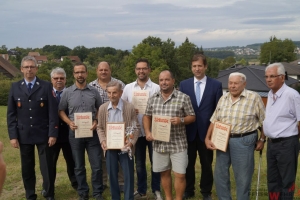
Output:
top-left (5, 54), bottom-right (300, 200)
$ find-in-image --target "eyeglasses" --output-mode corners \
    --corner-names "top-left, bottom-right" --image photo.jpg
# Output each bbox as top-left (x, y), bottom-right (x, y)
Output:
top-left (135, 68), bottom-right (149, 71)
top-left (22, 66), bottom-right (37, 69)
top-left (52, 77), bottom-right (65, 80)
top-left (264, 75), bottom-right (282, 79)
top-left (74, 71), bottom-right (86, 75)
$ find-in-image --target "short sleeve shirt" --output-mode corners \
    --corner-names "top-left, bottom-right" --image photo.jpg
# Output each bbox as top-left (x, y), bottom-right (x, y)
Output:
top-left (59, 84), bottom-right (102, 121)
top-left (210, 89), bottom-right (265, 133)
top-left (144, 89), bottom-right (195, 153)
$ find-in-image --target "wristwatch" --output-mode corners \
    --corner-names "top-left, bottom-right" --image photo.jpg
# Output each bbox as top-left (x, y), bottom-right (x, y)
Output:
top-left (259, 138), bottom-right (266, 143)
top-left (180, 117), bottom-right (185, 124)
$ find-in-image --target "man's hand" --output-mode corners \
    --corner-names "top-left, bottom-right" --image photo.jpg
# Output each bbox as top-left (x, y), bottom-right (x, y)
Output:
top-left (69, 121), bottom-right (78, 131)
top-left (48, 137), bottom-right (57, 147)
top-left (124, 141), bottom-right (133, 149)
top-left (170, 117), bottom-right (181, 125)
top-left (255, 140), bottom-right (265, 151)
top-left (135, 109), bottom-right (139, 115)
top-left (101, 141), bottom-right (107, 151)
top-left (10, 139), bottom-right (19, 149)
top-left (205, 138), bottom-right (217, 150)
top-left (146, 133), bottom-right (154, 141)
top-left (91, 120), bottom-right (97, 130)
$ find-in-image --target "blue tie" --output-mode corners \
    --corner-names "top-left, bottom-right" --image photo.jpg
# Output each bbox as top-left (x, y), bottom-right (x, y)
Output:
top-left (56, 91), bottom-right (63, 103)
top-left (196, 81), bottom-right (201, 106)
top-left (27, 83), bottom-right (32, 93)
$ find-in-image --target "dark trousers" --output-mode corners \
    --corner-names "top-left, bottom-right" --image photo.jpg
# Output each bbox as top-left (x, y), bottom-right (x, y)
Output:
top-left (106, 150), bottom-right (134, 200)
top-left (267, 135), bottom-right (299, 200)
top-left (185, 134), bottom-right (213, 196)
top-left (20, 143), bottom-right (54, 200)
top-left (69, 130), bottom-right (103, 198)
top-left (52, 142), bottom-right (77, 188)
top-left (135, 136), bottom-right (160, 194)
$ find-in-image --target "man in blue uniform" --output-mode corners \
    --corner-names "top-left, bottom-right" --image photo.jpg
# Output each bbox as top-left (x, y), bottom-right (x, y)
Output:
top-left (7, 56), bottom-right (58, 200)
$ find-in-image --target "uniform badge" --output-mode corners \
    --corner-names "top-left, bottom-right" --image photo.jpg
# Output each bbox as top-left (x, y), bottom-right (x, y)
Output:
top-left (17, 98), bottom-right (21, 108)
top-left (40, 98), bottom-right (44, 107)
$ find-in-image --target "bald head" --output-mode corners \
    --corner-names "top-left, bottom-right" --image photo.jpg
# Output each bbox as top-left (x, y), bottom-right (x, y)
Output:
top-left (96, 61), bottom-right (112, 81)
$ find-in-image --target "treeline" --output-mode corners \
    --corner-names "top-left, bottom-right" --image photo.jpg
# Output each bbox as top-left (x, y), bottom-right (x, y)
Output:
top-left (3, 35), bottom-right (296, 106)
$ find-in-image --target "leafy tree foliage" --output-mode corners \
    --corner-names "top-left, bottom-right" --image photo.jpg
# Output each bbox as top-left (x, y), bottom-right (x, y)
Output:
top-left (219, 56), bottom-right (236, 70)
top-left (70, 46), bottom-right (90, 61)
top-left (42, 45), bottom-right (71, 58)
top-left (260, 36), bottom-right (297, 64)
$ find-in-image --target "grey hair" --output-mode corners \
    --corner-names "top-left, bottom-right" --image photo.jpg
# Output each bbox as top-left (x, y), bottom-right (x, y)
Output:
top-left (106, 81), bottom-right (122, 91)
top-left (229, 72), bottom-right (246, 82)
top-left (21, 56), bottom-right (37, 67)
top-left (265, 63), bottom-right (285, 75)
top-left (50, 67), bottom-right (66, 78)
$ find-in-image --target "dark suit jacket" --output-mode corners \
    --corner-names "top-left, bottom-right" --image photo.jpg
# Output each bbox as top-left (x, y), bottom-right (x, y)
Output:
top-left (54, 89), bottom-right (69, 143)
top-left (180, 77), bottom-right (223, 142)
top-left (7, 77), bottom-right (59, 144)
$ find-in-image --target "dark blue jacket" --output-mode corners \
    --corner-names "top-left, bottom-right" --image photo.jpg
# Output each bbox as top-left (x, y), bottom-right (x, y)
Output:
top-left (180, 77), bottom-right (223, 142)
top-left (7, 77), bottom-right (58, 144)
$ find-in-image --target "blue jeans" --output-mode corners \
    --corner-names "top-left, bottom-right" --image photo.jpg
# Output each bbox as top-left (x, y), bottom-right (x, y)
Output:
top-left (106, 150), bottom-right (134, 200)
top-left (135, 136), bottom-right (161, 194)
top-left (69, 130), bottom-right (103, 197)
top-left (214, 132), bottom-right (257, 200)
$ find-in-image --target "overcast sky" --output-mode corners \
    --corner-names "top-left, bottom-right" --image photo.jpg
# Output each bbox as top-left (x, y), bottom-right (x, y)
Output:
top-left (1, 0), bottom-right (299, 50)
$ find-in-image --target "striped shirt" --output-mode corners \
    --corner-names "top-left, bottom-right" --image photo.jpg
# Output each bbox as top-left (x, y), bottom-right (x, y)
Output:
top-left (145, 89), bottom-right (195, 153)
top-left (89, 77), bottom-right (125, 103)
top-left (210, 89), bottom-right (265, 134)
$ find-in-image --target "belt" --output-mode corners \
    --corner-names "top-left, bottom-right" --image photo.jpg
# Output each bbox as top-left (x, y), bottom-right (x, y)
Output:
top-left (229, 130), bottom-right (257, 138)
top-left (268, 135), bottom-right (298, 143)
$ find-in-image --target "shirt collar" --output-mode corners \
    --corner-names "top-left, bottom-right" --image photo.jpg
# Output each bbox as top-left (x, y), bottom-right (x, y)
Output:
top-left (271, 83), bottom-right (286, 98)
top-left (24, 77), bottom-right (37, 86)
top-left (134, 78), bottom-right (153, 89)
top-left (107, 99), bottom-right (124, 111)
top-left (71, 83), bottom-right (91, 91)
top-left (193, 76), bottom-right (207, 84)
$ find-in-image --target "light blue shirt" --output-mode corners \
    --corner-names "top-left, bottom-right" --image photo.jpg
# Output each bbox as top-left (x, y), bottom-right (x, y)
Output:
top-left (263, 83), bottom-right (300, 138)
top-left (107, 99), bottom-right (124, 123)
top-left (24, 77), bottom-right (37, 89)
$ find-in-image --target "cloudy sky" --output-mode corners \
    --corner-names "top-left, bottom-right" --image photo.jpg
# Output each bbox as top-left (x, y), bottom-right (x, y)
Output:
top-left (1, 0), bottom-right (299, 50)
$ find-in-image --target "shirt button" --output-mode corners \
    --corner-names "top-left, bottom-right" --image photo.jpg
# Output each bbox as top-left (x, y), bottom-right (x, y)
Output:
top-left (30, 125), bottom-right (33, 127)
top-left (29, 108), bottom-right (32, 110)
top-left (29, 100), bottom-right (31, 102)
top-left (30, 117), bottom-right (32, 119)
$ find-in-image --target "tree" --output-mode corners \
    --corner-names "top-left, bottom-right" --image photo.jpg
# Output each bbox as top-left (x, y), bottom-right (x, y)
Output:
top-left (174, 38), bottom-right (198, 82)
top-left (219, 56), bottom-right (236, 70)
top-left (207, 58), bottom-right (221, 78)
top-left (59, 58), bottom-right (74, 86)
top-left (70, 46), bottom-right (89, 61)
top-left (260, 36), bottom-right (297, 64)
top-left (0, 45), bottom-right (8, 54)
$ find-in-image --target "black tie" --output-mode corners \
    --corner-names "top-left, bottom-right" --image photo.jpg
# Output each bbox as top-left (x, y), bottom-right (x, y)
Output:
top-left (56, 91), bottom-right (62, 103)
top-left (27, 83), bottom-right (32, 93)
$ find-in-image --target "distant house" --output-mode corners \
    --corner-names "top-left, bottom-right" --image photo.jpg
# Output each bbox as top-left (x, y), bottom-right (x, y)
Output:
top-left (0, 57), bottom-right (21, 78)
top-left (61, 56), bottom-right (81, 63)
top-left (216, 65), bottom-right (299, 105)
top-left (28, 52), bottom-right (40, 57)
top-left (290, 59), bottom-right (300, 66)
top-left (34, 56), bottom-right (48, 66)
top-left (0, 54), bottom-right (9, 60)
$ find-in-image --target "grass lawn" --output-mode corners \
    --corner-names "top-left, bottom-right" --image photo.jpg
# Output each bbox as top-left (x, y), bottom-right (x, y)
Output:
top-left (1, 105), bottom-right (300, 199)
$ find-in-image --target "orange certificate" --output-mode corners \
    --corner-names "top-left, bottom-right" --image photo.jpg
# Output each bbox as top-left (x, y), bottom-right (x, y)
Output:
top-left (211, 121), bottom-right (231, 152)
top-left (151, 115), bottom-right (171, 142)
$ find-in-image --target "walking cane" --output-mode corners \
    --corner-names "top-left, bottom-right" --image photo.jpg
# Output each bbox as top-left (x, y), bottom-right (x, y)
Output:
top-left (256, 150), bottom-right (263, 200)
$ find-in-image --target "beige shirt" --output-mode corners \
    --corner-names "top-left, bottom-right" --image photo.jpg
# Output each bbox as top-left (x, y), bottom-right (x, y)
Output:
top-left (210, 89), bottom-right (265, 134)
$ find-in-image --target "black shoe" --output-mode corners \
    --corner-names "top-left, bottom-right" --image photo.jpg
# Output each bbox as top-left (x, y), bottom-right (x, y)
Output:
top-left (95, 194), bottom-right (104, 200)
top-left (72, 184), bottom-right (78, 190)
top-left (183, 192), bottom-right (195, 199)
top-left (203, 195), bottom-right (212, 200)
top-left (79, 195), bottom-right (89, 200)
top-left (41, 190), bottom-right (46, 197)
